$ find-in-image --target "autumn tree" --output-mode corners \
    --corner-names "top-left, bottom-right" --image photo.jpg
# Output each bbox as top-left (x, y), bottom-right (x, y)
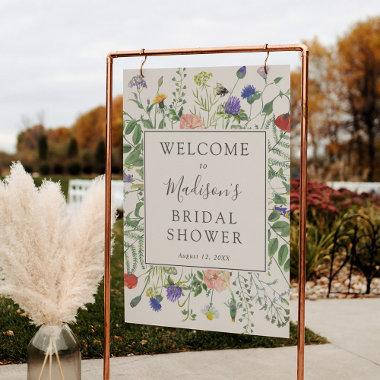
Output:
top-left (67, 137), bottom-right (79, 158)
top-left (16, 124), bottom-right (45, 167)
top-left (291, 18), bottom-right (380, 181)
top-left (0, 151), bottom-right (15, 175)
top-left (291, 38), bottom-right (338, 178)
top-left (112, 96), bottom-right (123, 148)
top-left (72, 106), bottom-right (105, 150)
top-left (38, 135), bottom-right (48, 160)
top-left (72, 96), bottom-right (123, 151)
top-left (46, 127), bottom-right (72, 159)
top-left (336, 16), bottom-right (380, 181)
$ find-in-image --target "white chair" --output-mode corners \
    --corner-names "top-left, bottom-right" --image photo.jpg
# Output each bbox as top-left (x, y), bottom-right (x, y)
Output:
top-left (68, 179), bottom-right (124, 209)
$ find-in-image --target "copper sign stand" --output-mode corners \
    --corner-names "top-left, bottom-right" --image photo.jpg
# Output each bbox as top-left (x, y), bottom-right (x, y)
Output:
top-left (104, 44), bottom-right (309, 380)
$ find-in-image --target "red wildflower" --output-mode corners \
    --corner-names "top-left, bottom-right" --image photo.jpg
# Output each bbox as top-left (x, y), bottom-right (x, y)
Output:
top-left (124, 273), bottom-right (138, 289)
top-left (274, 113), bottom-right (290, 132)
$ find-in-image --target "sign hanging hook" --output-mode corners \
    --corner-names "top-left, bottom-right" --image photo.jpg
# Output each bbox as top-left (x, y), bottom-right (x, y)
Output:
top-left (264, 44), bottom-right (270, 75)
top-left (140, 48), bottom-right (147, 77)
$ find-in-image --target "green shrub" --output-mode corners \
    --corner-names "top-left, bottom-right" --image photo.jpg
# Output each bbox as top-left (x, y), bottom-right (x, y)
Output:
top-left (53, 163), bottom-right (64, 174)
top-left (82, 163), bottom-right (94, 174)
top-left (290, 216), bottom-right (334, 280)
top-left (39, 163), bottom-right (50, 175)
top-left (290, 181), bottom-right (380, 280)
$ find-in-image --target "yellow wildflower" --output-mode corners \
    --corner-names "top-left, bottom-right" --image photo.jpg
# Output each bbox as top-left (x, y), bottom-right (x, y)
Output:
top-left (152, 93), bottom-right (167, 105)
top-left (146, 287), bottom-right (155, 297)
top-left (202, 305), bottom-right (219, 320)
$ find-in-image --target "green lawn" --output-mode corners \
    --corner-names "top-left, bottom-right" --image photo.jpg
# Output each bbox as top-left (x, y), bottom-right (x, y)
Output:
top-left (34, 175), bottom-right (71, 197)
top-left (0, 219), bottom-right (326, 365)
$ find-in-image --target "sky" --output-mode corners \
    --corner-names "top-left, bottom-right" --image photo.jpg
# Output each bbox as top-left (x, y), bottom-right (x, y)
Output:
top-left (0, 0), bottom-right (379, 153)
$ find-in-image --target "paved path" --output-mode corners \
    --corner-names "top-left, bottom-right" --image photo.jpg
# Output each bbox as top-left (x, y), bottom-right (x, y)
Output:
top-left (1, 298), bottom-right (379, 379)
top-left (292, 298), bottom-right (380, 367)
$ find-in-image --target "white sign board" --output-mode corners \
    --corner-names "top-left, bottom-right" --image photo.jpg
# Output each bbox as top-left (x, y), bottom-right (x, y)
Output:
top-left (124, 65), bottom-right (290, 337)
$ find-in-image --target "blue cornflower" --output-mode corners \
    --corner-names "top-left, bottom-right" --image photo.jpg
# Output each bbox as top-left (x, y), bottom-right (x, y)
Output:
top-left (149, 297), bottom-right (162, 312)
top-left (166, 285), bottom-right (183, 302)
top-left (241, 85), bottom-right (256, 99)
top-left (224, 96), bottom-right (241, 115)
top-left (128, 75), bottom-right (147, 90)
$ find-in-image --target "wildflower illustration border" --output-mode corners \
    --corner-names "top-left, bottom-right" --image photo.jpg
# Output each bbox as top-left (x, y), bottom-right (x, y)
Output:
top-left (123, 66), bottom-right (290, 334)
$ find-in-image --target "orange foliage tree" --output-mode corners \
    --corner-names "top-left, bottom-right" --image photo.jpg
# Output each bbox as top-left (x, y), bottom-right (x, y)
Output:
top-left (336, 16), bottom-right (380, 181)
top-left (72, 96), bottom-right (122, 150)
top-left (15, 97), bottom-right (123, 174)
top-left (291, 17), bottom-right (380, 181)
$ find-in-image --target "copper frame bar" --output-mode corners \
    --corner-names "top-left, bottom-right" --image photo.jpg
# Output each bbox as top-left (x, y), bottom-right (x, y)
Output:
top-left (105, 44), bottom-right (308, 380)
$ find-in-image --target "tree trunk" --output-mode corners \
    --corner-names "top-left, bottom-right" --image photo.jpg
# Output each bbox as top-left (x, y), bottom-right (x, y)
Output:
top-left (364, 61), bottom-right (377, 182)
top-left (366, 277), bottom-right (372, 294)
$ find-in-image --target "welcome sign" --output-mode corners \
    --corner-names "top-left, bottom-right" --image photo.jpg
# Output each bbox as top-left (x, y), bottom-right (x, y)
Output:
top-left (145, 130), bottom-right (267, 272)
top-left (123, 65), bottom-right (290, 337)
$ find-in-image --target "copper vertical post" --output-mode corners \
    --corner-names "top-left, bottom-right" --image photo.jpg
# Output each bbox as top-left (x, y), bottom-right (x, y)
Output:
top-left (104, 44), bottom-right (308, 380)
top-left (297, 46), bottom-right (309, 380)
top-left (104, 54), bottom-right (113, 380)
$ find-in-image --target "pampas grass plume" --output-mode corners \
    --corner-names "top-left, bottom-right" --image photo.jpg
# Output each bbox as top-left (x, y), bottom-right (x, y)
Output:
top-left (0, 162), bottom-right (116, 326)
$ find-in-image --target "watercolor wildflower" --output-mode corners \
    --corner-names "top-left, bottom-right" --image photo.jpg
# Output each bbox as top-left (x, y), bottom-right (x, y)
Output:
top-left (179, 114), bottom-right (203, 129)
top-left (149, 296), bottom-right (162, 312)
top-left (152, 93), bottom-right (167, 106)
top-left (241, 85), bottom-right (256, 99)
top-left (123, 171), bottom-right (134, 183)
top-left (128, 75), bottom-right (147, 90)
top-left (275, 206), bottom-right (289, 216)
top-left (274, 113), bottom-right (290, 132)
top-left (204, 270), bottom-right (230, 292)
top-left (236, 66), bottom-right (246, 79)
top-left (224, 96), bottom-right (241, 116)
top-left (202, 305), bottom-right (219, 320)
top-left (166, 285), bottom-right (183, 302)
top-left (124, 273), bottom-right (138, 289)
top-left (194, 71), bottom-right (213, 87)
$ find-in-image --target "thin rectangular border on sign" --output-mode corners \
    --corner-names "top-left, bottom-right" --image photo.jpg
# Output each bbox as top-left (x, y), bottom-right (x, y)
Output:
top-left (143, 129), bottom-right (268, 272)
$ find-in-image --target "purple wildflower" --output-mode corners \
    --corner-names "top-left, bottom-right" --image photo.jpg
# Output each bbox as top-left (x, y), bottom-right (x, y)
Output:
top-left (123, 171), bottom-right (133, 183)
top-left (224, 96), bottom-right (241, 115)
top-left (275, 206), bottom-right (289, 216)
top-left (166, 285), bottom-right (183, 302)
top-left (128, 75), bottom-right (147, 90)
top-left (149, 297), bottom-right (162, 312)
top-left (241, 85), bottom-right (256, 99)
